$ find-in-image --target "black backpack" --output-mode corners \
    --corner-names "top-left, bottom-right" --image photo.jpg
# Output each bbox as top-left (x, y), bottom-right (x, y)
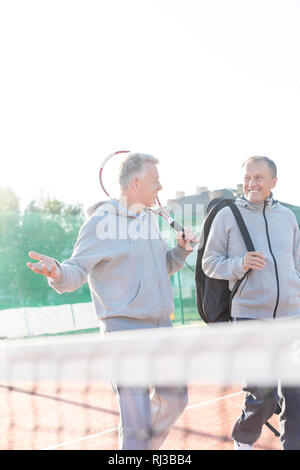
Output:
top-left (195, 198), bottom-right (255, 323)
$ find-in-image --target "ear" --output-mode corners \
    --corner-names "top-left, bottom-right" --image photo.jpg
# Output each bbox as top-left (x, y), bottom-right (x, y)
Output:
top-left (131, 177), bottom-right (140, 192)
top-left (271, 177), bottom-right (278, 189)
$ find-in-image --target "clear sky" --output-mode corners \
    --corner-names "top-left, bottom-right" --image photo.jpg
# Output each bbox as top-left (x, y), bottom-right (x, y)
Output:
top-left (1, 0), bottom-right (300, 210)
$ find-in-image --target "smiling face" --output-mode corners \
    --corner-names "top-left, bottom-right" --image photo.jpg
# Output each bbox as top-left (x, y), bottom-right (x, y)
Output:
top-left (243, 160), bottom-right (277, 203)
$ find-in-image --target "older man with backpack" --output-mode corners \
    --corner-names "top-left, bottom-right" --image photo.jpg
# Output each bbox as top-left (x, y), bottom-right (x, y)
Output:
top-left (198, 156), bottom-right (300, 450)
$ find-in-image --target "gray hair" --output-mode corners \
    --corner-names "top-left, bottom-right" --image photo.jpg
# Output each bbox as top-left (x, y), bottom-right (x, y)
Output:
top-left (242, 156), bottom-right (277, 178)
top-left (119, 153), bottom-right (159, 190)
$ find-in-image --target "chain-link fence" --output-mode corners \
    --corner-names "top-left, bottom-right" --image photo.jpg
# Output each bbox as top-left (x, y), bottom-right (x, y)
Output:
top-left (2, 200), bottom-right (299, 338)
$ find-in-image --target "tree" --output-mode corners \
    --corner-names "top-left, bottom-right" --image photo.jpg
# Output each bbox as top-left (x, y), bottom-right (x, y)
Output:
top-left (25, 197), bottom-right (65, 214)
top-left (63, 203), bottom-right (84, 216)
top-left (0, 187), bottom-right (20, 212)
top-left (43, 197), bottom-right (65, 214)
top-left (25, 200), bottom-right (43, 213)
top-left (25, 197), bottom-right (83, 216)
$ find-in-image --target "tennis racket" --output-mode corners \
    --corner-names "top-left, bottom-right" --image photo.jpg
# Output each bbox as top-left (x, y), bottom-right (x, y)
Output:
top-left (99, 150), bottom-right (186, 237)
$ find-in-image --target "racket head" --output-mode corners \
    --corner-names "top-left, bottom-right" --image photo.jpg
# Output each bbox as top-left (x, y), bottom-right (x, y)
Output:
top-left (100, 150), bottom-right (164, 207)
top-left (99, 150), bottom-right (131, 200)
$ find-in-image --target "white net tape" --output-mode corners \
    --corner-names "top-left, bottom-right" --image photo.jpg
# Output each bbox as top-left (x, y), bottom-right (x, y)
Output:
top-left (1, 318), bottom-right (300, 386)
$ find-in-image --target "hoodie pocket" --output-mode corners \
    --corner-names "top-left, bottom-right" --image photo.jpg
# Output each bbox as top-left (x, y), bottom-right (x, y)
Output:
top-left (233, 270), bottom-right (265, 308)
top-left (237, 274), bottom-right (249, 296)
top-left (127, 278), bottom-right (160, 312)
top-left (286, 269), bottom-right (300, 307)
top-left (292, 269), bottom-right (300, 280)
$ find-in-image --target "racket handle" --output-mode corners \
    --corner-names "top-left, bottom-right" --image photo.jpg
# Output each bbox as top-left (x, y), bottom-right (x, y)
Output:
top-left (167, 217), bottom-right (198, 248)
top-left (167, 218), bottom-right (185, 239)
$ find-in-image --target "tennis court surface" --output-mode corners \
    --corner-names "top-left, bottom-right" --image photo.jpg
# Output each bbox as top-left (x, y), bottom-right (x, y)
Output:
top-left (1, 319), bottom-right (298, 450)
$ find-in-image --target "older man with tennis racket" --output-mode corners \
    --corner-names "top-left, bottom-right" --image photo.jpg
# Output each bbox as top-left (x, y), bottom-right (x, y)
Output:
top-left (27, 152), bottom-right (197, 450)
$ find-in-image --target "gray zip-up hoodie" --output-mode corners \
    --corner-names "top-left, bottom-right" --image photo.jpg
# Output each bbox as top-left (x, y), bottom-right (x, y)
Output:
top-left (49, 200), bottom-right (191, 322)
top-left (202, 196), bottom-right (300, 319)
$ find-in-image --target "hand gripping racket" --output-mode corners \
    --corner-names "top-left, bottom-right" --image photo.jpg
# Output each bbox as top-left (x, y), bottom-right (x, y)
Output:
top-left (99, 150), bottom-right (186, 238)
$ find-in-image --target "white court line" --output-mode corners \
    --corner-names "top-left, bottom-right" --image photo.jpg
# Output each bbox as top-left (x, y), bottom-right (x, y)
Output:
top-left (186, 391), bottom-right (243, 410)
top-left (43, 427), bottom-right (118, 450)
top-left (42, 390), bottom-right (243, 450)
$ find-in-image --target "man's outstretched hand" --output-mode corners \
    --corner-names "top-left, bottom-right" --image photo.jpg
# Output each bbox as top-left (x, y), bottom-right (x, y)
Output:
top-left (27, 251), bottom-right (62, 279)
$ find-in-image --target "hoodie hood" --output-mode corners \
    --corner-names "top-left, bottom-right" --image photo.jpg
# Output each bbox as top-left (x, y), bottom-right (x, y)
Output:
top-left (236, 193), bottom-right (277, 211)
top-left (87, 199), bottom-right (148, 219)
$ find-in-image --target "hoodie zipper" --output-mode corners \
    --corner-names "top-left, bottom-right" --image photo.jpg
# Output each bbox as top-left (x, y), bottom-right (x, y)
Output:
top-left (263, 201), bottom-right (279, 318)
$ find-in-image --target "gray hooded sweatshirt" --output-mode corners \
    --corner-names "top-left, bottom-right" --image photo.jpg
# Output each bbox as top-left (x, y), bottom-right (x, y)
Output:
top-left (49, 200), bottom-right (191, 323)
top-left (202, 196), bottom-right (300, 319)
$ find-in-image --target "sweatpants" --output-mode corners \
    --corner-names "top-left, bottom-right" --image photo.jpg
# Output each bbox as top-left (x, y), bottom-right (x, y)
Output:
top-left (112, 383), bottom-right (188, 450)
top-left (100, 316), bottom-right (189, 450)
top-left (231, 317), bottom-right (300, 450)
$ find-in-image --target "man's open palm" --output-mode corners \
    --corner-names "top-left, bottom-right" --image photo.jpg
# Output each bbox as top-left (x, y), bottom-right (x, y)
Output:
top-left (27, 251), bottom-right (61, 279)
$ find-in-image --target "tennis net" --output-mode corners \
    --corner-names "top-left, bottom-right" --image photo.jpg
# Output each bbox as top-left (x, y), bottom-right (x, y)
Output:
top-left (0, 318), bottom-right (300, 450)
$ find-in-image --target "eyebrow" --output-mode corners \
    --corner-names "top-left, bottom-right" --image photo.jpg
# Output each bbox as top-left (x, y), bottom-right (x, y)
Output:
top-left (244, 174), bottom-right (264, 178)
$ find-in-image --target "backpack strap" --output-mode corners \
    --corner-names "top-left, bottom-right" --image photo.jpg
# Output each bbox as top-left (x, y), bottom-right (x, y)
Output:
top-left (226, 202), bottom-right (255, 310)
top-left (228, 202), bottom-right (255, 252)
